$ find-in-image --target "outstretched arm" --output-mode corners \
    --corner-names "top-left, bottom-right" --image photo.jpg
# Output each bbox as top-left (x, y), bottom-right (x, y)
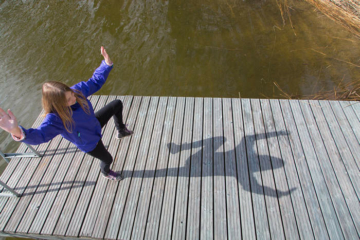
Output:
top-left (0, 108), bottom-right (22, 138)
top-left (71, 46), bottom-right (114, 97)
top-left (0, 107), bottom-right (62, 144)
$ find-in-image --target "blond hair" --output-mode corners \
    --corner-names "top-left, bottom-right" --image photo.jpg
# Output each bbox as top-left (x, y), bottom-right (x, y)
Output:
top-left (42, 81), bottom-right (90, 133)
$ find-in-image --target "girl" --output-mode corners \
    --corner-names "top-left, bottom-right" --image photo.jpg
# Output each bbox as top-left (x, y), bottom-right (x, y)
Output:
top-left (0, 46), bottom-right (132, 181)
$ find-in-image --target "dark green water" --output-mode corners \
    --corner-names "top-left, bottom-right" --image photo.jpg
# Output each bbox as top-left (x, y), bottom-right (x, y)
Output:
top-left (0, 0), bottom-right (359, 176)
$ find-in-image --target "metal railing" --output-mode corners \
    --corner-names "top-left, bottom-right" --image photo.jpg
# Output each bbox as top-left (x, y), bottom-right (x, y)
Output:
top-left (0, 144), bottom-right (42, 197)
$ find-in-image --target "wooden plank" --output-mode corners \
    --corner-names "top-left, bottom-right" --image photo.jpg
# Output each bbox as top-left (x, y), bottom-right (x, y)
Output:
top-left (90, 95), bottom-right (134, 239)
top-left (186, 97), bottom-right (203, 240)
top-left (0, 154), bottom-right (25, 203)
top-left (130, 97), bottom-right (168, 240)
top-left (29, 140), bottom-right (79, 234)
top-left (0, 109), bottom-right (46, 197)
top-left (251, 99), bottom-right (285, 240)
top-left (342, 101), bottom-right (360, 143)
top-left (0, 110), bottom-right (52, 231)
top-left (261, 99), bottom-right (299, 240)
top-left (78, 96), bottom-right (127, 238)
top-left (0, 102), bottom-right (70, 233)
top-left (40, 145), bottom-right (87, 235)
top-left (317, 100), bottom-right (360, 199)
top-left (200, 97), bottom-right (213, 240)
top-left (289, 100), bottom-right (344, 239)
top-left (3, 141), bottom-right (54, 233)
top-left (16, 136), bottom-right (71, 233)
top-left (16, 96), bottom-right (96, 234)
top-left (329, 101), bottom-right (360, 169)
top-left (171, 97), bottom-right (194, 240)
top-left (309, 100), bottom-right (360, 235)
top-left (40, 95), bottom-right (101, 235)
top-left (103, 96), bottom-right (143, 240)
top-left (0, 141), bottom-right (28, 193)
top-left (117, 96), bottom-right (158, 240)
top-left (232, 98), bottom-right (256, 240)
top-left (300, 100), bottom-right (358, 239)
top-left (0, 109), bottom-right (46, 192)
top-left (222, 98), bottom-right (241, 239)
top-left (3, 96), bottom-right (360, 240)
top-left (142, 97), bottom-right (176, 240)
top-left (350, 102), bottom-right (360, 121)
top-left (52, 95), bottom-right (108, 236)
top-left (66, 95), bottom-right (116, 237)
top-left (64, 95), bottom-right (112, 237)
top-left (269, 99), bottom-right (314, 240)
top-left (156, 97), bottom-right (185, 240)
top-left (0, 140), bottom-right (32, 193)
top-left (0, 110), bottom-right (45, 211)
top-left (279, 99), bottom-right (329, 239)
top-left (212, 98), bottom-right (227, 240)
top-left (242, 98), bottom-right (270, 240)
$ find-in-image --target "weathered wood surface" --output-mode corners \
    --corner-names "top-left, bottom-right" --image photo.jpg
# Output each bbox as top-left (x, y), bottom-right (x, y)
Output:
top-left (0, 96), bottom-right (359, 240)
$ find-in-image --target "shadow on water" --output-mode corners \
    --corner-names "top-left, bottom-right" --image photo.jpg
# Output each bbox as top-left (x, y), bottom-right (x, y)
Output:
top-left (122, 131), bottom-right (296, 198)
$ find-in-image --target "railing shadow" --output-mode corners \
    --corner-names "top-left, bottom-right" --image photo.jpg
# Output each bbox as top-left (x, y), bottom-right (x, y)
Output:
top-left (41, 147), bottom-right (79, 156)
top-left (40, 144), bottom-right (109, 156)
top-left (15, 181), bottom-right (96, 196)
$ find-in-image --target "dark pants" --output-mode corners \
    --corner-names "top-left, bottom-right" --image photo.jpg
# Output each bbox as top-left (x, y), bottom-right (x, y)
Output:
top-left (87, 99), bottom-right (125, 175)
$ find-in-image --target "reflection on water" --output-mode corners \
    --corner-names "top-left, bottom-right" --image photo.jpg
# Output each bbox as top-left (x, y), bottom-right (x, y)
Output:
top-left (0, 0), bottom-right (359, 166)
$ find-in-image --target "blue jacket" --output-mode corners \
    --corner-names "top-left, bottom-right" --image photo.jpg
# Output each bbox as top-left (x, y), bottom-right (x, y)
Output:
top-left (20, 60), bottom-right (113, 152)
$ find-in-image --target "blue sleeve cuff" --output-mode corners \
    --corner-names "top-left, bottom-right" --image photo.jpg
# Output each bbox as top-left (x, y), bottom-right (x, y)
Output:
top-left (102, 60), bottom-right (113, 67)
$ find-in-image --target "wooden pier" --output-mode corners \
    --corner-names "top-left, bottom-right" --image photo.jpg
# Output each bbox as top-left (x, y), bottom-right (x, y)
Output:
top-left (0, 95), bottom-right (359, 240)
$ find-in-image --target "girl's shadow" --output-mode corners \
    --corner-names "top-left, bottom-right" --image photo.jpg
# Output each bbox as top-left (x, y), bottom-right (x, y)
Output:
top-left (167, 130), bottom-right (296, 198)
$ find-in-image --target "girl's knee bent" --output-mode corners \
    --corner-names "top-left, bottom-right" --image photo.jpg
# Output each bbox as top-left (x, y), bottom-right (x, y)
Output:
top-left (112, 99), bottom-right (123, 113)
top-left (114, 99), bottom-right (123, 108)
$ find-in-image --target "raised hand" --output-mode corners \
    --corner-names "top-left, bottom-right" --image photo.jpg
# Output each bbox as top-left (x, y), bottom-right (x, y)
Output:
top-left (0, 108), bottom-right (21, 137)
top-left (101, 46), bottom-right (113, 66)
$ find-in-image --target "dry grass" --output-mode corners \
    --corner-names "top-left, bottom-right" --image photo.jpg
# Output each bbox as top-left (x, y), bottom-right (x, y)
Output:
top-left (273, 82), bottom-right (301, 99)
top-left (303, 0), bottom-right (360, 38)
top-left (273, 80), bottom-right (360, 101)
top-left (276, 0), bottom-right (360, 38)
top-left (271, 1), bottom-right (360, 100)
top-left (276, 0), bottom-right (297, 35)
top-left (308, 80), bottom-right (360, 100)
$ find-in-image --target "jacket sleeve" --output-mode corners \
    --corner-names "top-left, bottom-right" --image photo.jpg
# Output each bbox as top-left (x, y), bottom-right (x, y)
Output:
top-left (19, 115), bottom-right (63, 145)
top-left (71, 60), bottom-right (113, 97)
